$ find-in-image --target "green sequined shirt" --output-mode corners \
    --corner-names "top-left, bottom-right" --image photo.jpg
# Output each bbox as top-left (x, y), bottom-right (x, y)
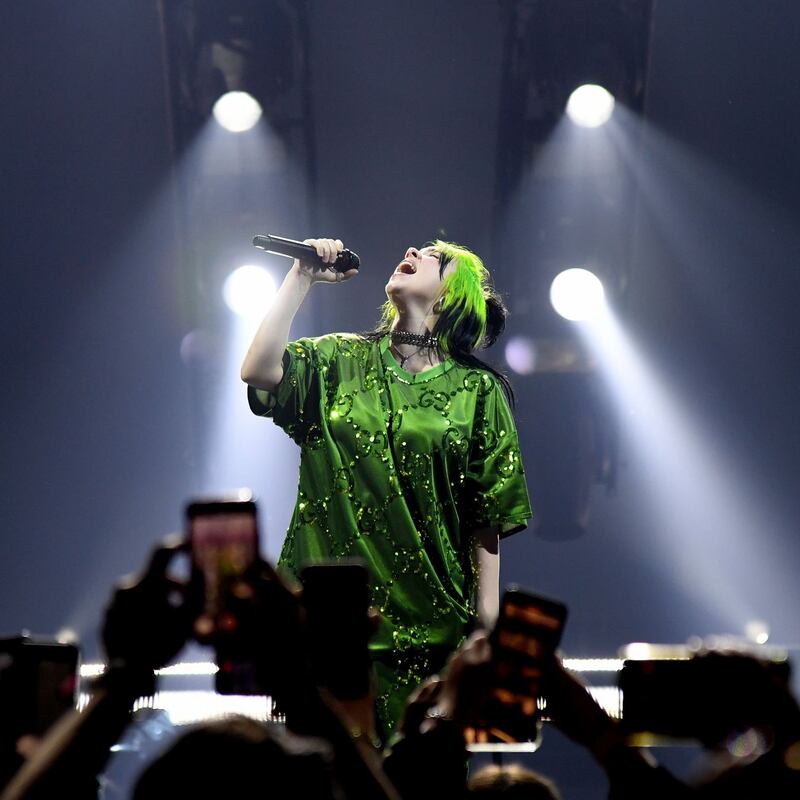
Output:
top-left (248, 334), bottom-right (532, 726)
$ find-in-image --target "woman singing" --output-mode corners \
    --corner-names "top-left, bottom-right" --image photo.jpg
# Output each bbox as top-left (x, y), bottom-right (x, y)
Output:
top-left (241, 238), bottom-right (532, 737)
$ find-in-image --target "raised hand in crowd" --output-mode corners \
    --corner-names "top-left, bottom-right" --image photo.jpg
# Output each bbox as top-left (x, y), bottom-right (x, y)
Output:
top-left (384, 631), bottom-right (494, 799)
top-left (2, 538), bottom-right (195, 800)
top-left (195, 556), bottom-right (399, 800)
top-left (546, 649), bottom-right (800, 799)
top-left (545, 659), bottom-right (688, 800)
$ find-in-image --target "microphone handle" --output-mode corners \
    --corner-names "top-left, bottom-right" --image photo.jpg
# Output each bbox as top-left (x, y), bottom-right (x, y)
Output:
top-left (252, 234), bottom-right (360, 272)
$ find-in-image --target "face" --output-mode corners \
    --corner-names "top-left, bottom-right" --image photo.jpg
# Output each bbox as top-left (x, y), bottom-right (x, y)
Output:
top-left (385, 245), bottom-right (454, 311)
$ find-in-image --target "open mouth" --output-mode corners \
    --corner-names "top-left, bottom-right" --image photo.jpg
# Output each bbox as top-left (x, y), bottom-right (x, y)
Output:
top-left (395, 260), bottom-right (416, 275)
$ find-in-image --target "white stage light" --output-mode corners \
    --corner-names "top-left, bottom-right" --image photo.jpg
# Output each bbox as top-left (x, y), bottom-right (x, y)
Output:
top-left (79, 691), bottom-right (272, 724)
top-left (745, 620), bottom-right (770, 645)
top-left (561, 658), bottom-right (623, 672)
top-left (223, 265), bottom-right (276, 319)
top-left (566, 84), bottom-right (615, 128)
top-left (550, 268), bottom-right (606, 322)
top-left (212, 91), bottom-right (263, 133)
top-left (56, 627), bottom-right (78, 644)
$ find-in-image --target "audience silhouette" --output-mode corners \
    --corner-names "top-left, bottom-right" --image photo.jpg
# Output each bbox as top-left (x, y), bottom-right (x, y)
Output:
top-left (1, 536), bottom-right (799, 799)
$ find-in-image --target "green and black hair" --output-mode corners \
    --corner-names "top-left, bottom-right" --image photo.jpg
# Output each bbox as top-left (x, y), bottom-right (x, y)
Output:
top-left (366, 240), bottom-right (513, 404)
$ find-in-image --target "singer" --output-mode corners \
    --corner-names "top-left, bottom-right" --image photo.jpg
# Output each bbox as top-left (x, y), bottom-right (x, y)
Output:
top-left (241, 238), bottom-right (531, 738)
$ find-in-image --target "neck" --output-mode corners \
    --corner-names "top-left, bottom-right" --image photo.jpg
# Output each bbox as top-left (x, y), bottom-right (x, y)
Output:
top-left (391, 307), bottom-right (439, 336)
top-left (390, 329), bottom-right (438, 348)
top-left (391, 319), bottom-right (430, 337)
top-left (389, 342), bottom-right (441, 373)
top-left (387, 319), bottom-right (442, 372)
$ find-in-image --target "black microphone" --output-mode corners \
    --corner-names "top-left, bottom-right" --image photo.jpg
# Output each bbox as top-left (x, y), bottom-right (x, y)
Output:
top-left (252, 234), bottom-right (360, 272)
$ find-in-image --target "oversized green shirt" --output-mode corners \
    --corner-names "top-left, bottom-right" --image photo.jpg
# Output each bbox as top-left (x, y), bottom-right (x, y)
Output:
top-left (248, 333), bottom-right (532, 727)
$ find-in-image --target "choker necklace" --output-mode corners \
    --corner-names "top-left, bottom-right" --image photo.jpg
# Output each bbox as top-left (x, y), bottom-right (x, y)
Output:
top-left (390, 330), bottom-right (438, 349)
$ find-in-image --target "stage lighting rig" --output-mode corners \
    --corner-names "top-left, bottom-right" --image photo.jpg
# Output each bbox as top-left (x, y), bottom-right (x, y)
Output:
top-left (157, 0), bottom-right (316, 306)
top-left (566, 84), bottom-right (616, 128)
top-left (212, 91), bottom-right (263, 133)
top-left (223, 265), bottom-right (277, 319)
top-left (495, 0), bottom-right (653, 216)
top-left (550, 268), bottom-right (607, 322)
top-left (159, 0), bottom-right (310, 147)
top-left (491, 0), bottom-right (654, 539)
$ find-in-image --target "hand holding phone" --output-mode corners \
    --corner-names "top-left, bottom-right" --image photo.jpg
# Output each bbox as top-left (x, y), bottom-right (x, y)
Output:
top-left (102, 537), bottom-right (194, 685)
top-left (620, 647), bottom-right (792, 744)
top-left (466, 587), bottom-right (568, 745)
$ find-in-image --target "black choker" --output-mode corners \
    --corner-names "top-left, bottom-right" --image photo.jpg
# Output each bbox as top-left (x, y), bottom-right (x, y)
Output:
top-left (390, 330), bottom-right (439, 348)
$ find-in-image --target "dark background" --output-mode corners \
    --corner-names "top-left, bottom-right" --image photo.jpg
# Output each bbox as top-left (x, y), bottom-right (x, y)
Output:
top-left (2, 2), bottom-right (800, 795)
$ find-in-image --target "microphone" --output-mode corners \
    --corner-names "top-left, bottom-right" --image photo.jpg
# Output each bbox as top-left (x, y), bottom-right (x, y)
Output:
top-left (252, 234), bottom-right (360, 272)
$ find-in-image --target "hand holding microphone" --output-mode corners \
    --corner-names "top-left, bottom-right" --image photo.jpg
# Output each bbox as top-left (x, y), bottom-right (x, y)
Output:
top-left (253, 234), bottom-right (360, 285)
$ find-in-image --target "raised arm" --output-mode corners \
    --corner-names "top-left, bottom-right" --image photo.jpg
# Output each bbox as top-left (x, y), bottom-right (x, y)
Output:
top-left (240, 238), bottom-right (356, 391)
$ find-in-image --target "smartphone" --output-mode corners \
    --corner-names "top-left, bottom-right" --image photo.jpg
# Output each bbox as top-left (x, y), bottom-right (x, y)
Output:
top-left (620, 650), bottom-right (791, 744)
top-left (0, 636), bottom-right (79, 736)
top-left (0, 636), bottom-right (80, 786)
top-left (300, 561), bottom-right (372, 699)
top-left (186, 493), bottom-right (260, 694)
top-left (467, 587), bottom-right (568, 746)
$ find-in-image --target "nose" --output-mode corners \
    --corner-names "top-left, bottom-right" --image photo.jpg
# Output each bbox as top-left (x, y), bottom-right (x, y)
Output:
top-left (405, 246), bottom-right (419, 261)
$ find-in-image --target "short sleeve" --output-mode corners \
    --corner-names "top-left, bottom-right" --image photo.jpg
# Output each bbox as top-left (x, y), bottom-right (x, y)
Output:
top-left (463, 376), bottom-right (532, 538)
top-left (247, 337), bottom-right (330, 443)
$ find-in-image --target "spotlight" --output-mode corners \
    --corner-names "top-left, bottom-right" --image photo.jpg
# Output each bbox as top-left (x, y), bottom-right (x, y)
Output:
top-left (56, 627), bottom-right (78, 644)
top-left (550, 268), bottom-right (606, 322)
top-left (566, 84), bottom-right (615, 128)
top-left (744, 620), bottom-right (770, 645)
top-left (212, 91), bottom-right (263, 133)
top-left (223, 265), bottom-right (276, 319)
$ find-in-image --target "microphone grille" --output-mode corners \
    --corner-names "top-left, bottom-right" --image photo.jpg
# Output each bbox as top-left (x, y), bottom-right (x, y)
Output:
top-left (339, 250), bottom-right (360, 270)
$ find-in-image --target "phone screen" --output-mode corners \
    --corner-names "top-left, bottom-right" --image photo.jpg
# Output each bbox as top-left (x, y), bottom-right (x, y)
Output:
top-left (467, 588), bottom-right (568, 745)
top-left (0, 638), bottom-right (79, 737)
top-left (187, 497), bottom-right (259, 639)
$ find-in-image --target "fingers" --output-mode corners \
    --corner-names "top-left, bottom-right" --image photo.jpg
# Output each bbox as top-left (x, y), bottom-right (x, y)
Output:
top-left (141, 536), bottom-right (187, 584)
top-left (297, 238), bottom-right (352, 284)
top-left (306, 237), bottom-right (343, 265)
top-left (114, 536), bottom-right (186, 594)
top-left (367, 607), bottom-right (382, 636)
top-left (452, 630), bottom-right (491, 668)
top-left (411, 676), bottom-right (443, 706)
